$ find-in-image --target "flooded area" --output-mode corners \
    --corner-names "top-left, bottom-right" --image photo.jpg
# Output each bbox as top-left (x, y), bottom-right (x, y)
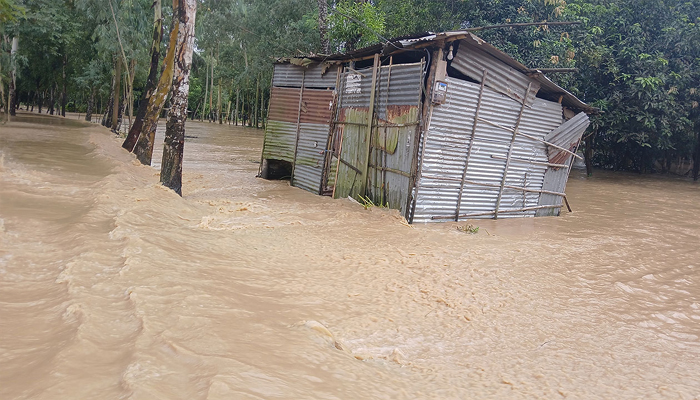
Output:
top-left (1, 112), bottom-right (699, 399)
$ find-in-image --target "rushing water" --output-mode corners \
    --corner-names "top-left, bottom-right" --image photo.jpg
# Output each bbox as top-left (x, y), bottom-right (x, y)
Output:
top-left (1, 113), bottom-right (699, 399)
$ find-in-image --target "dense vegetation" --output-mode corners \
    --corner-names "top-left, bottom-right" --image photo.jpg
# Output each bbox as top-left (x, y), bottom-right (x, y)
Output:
top-left (1, 0), bottom-right (699, 178)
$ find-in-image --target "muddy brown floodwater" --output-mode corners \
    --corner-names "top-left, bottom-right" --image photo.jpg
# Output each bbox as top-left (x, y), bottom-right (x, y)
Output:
top-left (1, 112), bottom-right (699, 399)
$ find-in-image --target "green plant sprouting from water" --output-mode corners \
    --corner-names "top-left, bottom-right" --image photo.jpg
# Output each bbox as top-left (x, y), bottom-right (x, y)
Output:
top-left (457, 224), bottom-right (479, 234)
top-left (357, 195), bottom-right (388, 210)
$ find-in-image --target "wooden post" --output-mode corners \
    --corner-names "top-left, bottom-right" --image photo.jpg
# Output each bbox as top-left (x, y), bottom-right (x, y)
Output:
top-left (494, 82), bottom-right (532, 219)
top-left (290, 72), bottom-right (306, 185)
top-left (381, 56), bottom-right (393, 206)
top-left (359, 54), bottom-right (380, 197)
top-left (455, 69), bottom-right (488, 221)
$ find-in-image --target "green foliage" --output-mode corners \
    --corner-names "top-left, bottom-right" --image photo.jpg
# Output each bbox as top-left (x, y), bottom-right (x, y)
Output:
top-left (457, 224), bottom-right (480, 234)
top-left (328, 0), bottom-right (385, 51)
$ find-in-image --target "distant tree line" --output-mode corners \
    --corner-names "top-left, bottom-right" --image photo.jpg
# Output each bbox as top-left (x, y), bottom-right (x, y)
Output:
top-left (1, 0), bottom-right (699, 179)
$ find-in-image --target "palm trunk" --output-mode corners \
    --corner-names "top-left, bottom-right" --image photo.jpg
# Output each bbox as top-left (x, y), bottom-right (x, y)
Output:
top-left (123, 0), bottom-right (164, 151)
top-left (161, 0), bottom-right (197, 195)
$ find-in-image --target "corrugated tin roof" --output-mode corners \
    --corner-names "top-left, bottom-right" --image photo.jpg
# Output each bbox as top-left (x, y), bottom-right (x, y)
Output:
top-left (276, 31), bottom-right (596, 114)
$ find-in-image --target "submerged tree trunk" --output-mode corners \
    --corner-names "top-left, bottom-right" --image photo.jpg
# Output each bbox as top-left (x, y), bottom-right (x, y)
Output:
top-left (123, 0), bottom-right (164, 152)
top-left (318, 0), bottom-right (329, 54)
top-left (132, 9), bottom-right (179, 165)
top-left (111, 57), bottom-right (122, 131)
top-left (161, 0), bottom-right (197, 195)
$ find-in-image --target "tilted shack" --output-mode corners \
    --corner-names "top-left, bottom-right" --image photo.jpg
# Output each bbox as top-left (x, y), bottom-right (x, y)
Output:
top-left (260, 31), bottom-right (596, 222)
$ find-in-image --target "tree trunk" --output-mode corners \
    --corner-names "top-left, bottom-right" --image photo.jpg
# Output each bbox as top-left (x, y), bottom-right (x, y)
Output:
top-left (254, 77), bottom-right (260, 128)
top-left (209, 51), bottom-right (214, 122)
top-left (123, 0), bottom-right (164, 152)
top-left (85, 86), bottom-right (96, 122)
top-left (318, 0), bottom-right (329, 54)
top-left (111, 57), bottom-right (122, 131)
top-left (61, 53), bottom-right (67, 117)
top-left (217, 78), bottom-right (222, 124)
top-left (693, 126), bottom-right (700, 181)
top-left (132, 7), bottom-right (179, 165)
top-left (225, 100), bottom-right (231, 125)
top-left (234, 89), bottom-right (239, 126)
top-left (161, 0), bottom-right (197, 195)
top-left (201, 55), bottom-right (208, 121)
top-left (49, 85), bottom-right (55, 116)
top-left (9, 37), bottom-right (18, 118)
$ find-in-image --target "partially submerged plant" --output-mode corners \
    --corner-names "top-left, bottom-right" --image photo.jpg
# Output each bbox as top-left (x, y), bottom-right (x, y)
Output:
top-left (457, 224), bottom-right (479, 234)
top-left (357, 195), bottom-right (388, 210)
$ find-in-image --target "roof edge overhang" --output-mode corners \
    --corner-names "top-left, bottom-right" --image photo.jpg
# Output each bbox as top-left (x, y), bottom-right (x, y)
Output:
top-left (275, 31), bottom-right (598, 115)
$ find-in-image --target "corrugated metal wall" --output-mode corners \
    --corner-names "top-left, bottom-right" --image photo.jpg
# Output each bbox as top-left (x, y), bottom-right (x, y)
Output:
top-left (536, 112), bottom-right (590, 216)
top-left (292, 89), bottom-right (335, 193)
top-left (412, 77), bottom-right (563, 222)
top-left (261, 63), bottom-right (338, 195)
top-left (452, 41), bottom-right (540, 107)
top-left (272, 63), bottom-right (339, 89)
top-left (332, 62), bottom-right (424, 215)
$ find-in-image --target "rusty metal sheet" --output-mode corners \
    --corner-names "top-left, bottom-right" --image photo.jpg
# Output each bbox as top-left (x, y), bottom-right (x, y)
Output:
top-left (299, 89), bottom-right (334, 124)
top-left (267, 87), bottom-right (301, 124)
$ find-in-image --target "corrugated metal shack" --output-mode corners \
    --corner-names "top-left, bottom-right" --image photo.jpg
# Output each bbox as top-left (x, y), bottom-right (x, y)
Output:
top-left (259, 31), bottom-right (596, 222)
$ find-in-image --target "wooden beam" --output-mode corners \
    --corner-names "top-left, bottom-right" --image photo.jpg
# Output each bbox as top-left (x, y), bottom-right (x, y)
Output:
top-left (359, 54), bottom-right (380, 196)
top-left (494, 82), bottom-right (532, 219)
top-left (455, 69), bottom-right (488, 221)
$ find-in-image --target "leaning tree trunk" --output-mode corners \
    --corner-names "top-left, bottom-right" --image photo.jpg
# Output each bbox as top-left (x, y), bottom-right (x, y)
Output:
top-left (160, 0), bottom-right (197, 195)
top-left (132, 9), bottom-right (179, 165)
top-left (123, 0), bottom-right (164, 152)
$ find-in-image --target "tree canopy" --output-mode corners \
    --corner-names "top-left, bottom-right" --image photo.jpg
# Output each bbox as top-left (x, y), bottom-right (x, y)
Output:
top-left (2, 0), bottom-right (699, 177)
